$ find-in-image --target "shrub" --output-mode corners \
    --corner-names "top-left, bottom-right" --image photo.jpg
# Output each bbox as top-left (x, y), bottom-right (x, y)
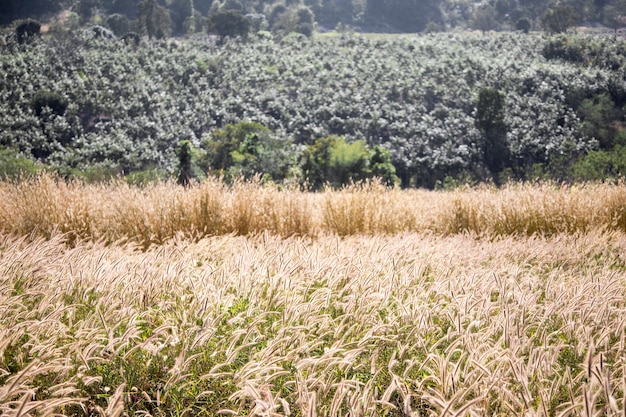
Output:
top-left (571, 145), bottom-right (626, 181)
top-left (0, 147), bottom-right (39, 180)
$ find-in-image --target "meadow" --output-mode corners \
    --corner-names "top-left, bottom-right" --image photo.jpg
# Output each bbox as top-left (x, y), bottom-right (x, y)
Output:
top-left (2, 177), bottom-right (626, 416)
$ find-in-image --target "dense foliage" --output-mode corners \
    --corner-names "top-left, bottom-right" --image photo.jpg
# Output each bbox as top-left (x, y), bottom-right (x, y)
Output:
top-left (3, 0), bottom-right (626, 36)
top-left (1, 31), bottom-right (626, 187)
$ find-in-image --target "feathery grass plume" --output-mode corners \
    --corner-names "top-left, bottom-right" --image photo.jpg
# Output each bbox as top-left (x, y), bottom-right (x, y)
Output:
top-left (4, 174), bottom-right (626, 244)
top-left (1, 231), bottom-right (626, 414)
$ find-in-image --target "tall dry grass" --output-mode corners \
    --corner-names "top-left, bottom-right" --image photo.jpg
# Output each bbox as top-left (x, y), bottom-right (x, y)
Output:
top-left (1, 174), bottom-right (626, 246)
top-left (1, 231), bottom-right (626, 416)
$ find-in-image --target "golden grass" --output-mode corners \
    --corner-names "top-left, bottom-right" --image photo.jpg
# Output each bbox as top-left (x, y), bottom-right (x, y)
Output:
top-left (1, 231), bottom-right (626, 416)
top-left (1, 174), bottom-right (626, 246)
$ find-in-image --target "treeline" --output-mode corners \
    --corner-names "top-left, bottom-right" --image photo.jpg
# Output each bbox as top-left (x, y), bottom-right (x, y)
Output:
top-left (2, 30), bottom-right (626, 188)
top-left (3, 0), bottom-right (626, 38)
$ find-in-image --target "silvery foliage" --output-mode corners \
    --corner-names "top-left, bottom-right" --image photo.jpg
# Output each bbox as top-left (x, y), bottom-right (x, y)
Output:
top-left (0, 31), bottom-right (618, 177)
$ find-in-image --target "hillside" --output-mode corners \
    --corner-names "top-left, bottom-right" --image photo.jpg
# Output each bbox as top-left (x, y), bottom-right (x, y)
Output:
top-left (2, 31), bottom-right (626, 186)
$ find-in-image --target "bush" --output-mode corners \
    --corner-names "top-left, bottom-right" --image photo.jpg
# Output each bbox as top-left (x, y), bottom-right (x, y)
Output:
top-left (0, 147), bottom-right (39, 180)
top-left (300, 136), bottom-right (398, 189)
top-left (571, 146), bottom-right (626, 181)
top-left (126, 168), bottom-right (169, 186)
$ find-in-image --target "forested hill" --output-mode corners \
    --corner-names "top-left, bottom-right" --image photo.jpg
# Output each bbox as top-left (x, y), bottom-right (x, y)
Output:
top-left (2, 30), bottom-right (626, 187)
top-left (3, 0), bottom-right (626, 37)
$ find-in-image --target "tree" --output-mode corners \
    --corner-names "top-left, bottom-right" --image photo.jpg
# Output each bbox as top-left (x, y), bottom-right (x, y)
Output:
top-left (300, 136), bottom-right (397, 189)
top-left (516, 17), bottom-right (531, 33)
top-left (269, 5), bottom-right (316, 37)
top-left (138, 0), bottom-right (173, 39)
top-left (470, 6), bottom-right (498, 33)
top-left (15, 19), bottom-right (41, 44)
top-left (370, 145), bottom-right (399, 186)
top-left (602, 2), bottom-right (626, 34)
top-left (229, 129), bottom-right (295, 181)
top-left (177, 140), bottom-right (194, 186)
top-left (105, 13), bottom-right (131, 36)
top-left (328, 138), bottom-right (370, 185)
top-left (475, 88), bottom-right (509, 180)
top-left (75, 0), bottom-right (100, 24)
top-left (577, 93), bottom-right (618, 149)
top-left (207, 9), bottom-right (250, 39)
top-left (168, 0), bottom-right (195, 35)
top-left (541, 4), bottom-right (579, 33)
top-left (200, 122), bottom-right (268, 175)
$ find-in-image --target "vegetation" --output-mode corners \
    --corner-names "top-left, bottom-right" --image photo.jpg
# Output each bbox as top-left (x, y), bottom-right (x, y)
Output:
top-left (2, 216), bottom-right (626, 416)
top-left (5, 3), bottom-right (626, 417)
top-left (2, 174), bottom-right (626, 247)
top-left (3, 31), bottom-right (626, 187)
top-left (4, 0), bottom-right (626, 43)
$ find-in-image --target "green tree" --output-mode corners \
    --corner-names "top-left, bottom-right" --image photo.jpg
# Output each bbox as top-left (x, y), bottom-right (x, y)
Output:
top-left (602, 1), bottom-right (626, 34)
top-left (541, 4), bottom-right (579, 33)
top-left (577, 93), bottom-right (618, 149)
top-left (15, 19), bottom-right (41, 44)
top-left (75, 0), bottom-right (100, 24)
top-left (328, 138), bottom-right (370, 185)
top-left (138, 0), bottom-right (173, 39)
top-left (370, 145), bottom-right (400, 187)
top-left (475, 88), bottom-right (509, 180)
top-left (470, 6), bottom-right (498, 33)
top-left (177, 140), bottom-right (194, 186)
top-left (229, 129), bottom-right (295, 181)
top-left (199, 122), bottom-right (294, 181)
top-left (300, 136), bottom-right (396, 189)
top-left (168, 0), bottom-right (195, 35)
top-left (269, 5), bottom-right (316, 37)
top-left (207, 9), bottom-right (250, 39)
top-left (105, 13), bottom-right (131, 36)
top-left (516, 17), bottom-right (531, 33)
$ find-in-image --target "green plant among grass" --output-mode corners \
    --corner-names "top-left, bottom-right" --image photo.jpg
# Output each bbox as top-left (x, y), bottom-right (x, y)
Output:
top-left (0, 147), bottom-right (40, 180)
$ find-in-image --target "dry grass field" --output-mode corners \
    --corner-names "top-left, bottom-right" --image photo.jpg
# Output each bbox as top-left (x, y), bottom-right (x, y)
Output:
top-left (2, 174), bottom-right (626, 245)
top-left (2, 176), bottom-right (626, 416)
